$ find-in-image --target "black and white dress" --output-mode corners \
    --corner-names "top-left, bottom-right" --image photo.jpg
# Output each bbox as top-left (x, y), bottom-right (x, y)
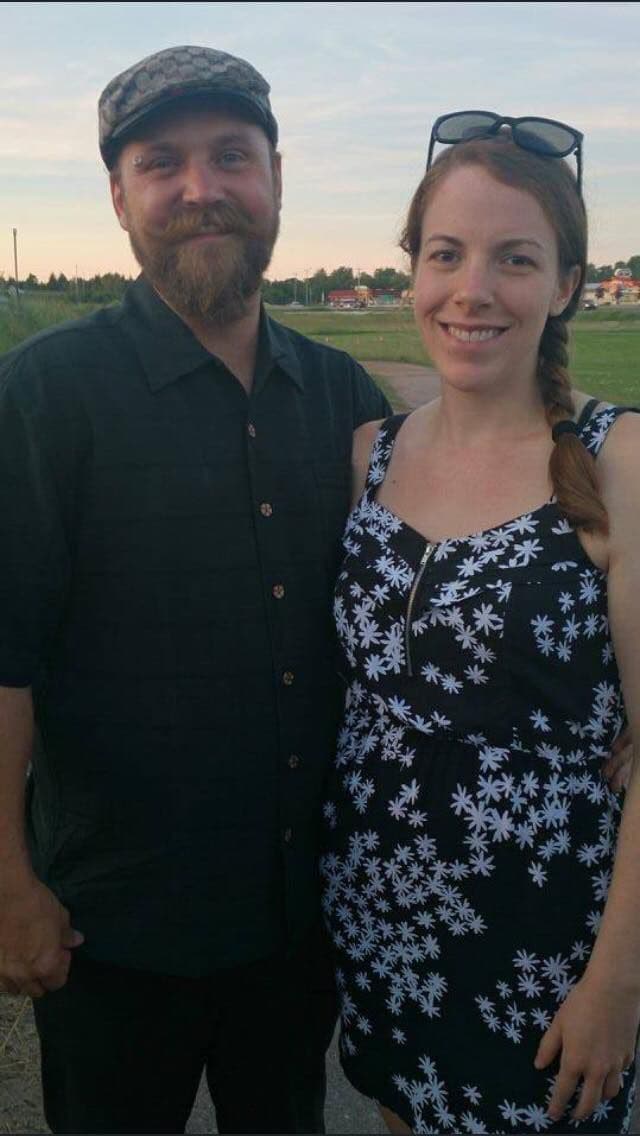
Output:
top-left (320, 406), bottom-right (637, 1134)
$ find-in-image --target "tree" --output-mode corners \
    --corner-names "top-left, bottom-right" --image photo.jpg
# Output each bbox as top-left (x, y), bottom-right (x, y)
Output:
top-left (627, 255), bottom-right (640, 279)
top-left (371, 267), bottom-right (410, 291)
top-left (325, 266), bottom-right (355, 292)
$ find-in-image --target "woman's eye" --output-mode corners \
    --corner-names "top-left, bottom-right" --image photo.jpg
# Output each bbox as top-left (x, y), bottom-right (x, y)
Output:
top-left (505, 255), bottom-right (535, 268)
top-left (430, 249), bottom-right (458, 264)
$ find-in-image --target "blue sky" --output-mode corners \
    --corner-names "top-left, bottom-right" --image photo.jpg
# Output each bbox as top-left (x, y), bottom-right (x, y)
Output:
top-left (1, 1), bottom-right (638, 281)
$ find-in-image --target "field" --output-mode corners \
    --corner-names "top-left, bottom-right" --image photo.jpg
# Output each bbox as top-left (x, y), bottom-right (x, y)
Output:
top-left (1, 298), bottom-right (637, 404)
top-left (272, 305), bottom-right (640, 404)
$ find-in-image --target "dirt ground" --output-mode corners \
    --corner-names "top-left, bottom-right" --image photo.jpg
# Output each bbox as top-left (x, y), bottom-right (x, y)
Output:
top-left (0, 996), bottom-right (45, 1133)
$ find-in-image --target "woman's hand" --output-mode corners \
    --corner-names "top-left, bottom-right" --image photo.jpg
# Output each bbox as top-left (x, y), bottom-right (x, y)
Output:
top-left (534, 974), bottom-right (639, 1122)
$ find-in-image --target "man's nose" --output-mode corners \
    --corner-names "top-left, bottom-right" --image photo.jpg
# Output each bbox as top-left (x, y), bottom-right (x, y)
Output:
top-left (181, 160), bottom-right (225, 206)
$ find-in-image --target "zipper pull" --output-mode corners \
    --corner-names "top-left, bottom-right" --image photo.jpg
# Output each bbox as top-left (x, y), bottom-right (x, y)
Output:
top-left (405, 541), bottom-right (436, 678)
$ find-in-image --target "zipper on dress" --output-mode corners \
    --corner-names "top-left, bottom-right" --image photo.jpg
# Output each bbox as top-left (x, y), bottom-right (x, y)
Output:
top-left (405, 542), bottom-right (436, 677)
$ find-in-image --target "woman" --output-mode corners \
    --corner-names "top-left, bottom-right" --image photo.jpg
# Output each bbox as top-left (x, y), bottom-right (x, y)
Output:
top-left (320, 114), bottom-right (640, 1134)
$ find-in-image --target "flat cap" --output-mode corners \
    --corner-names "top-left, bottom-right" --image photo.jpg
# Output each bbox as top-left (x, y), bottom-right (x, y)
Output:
top-left (99, 45), bottom-right (278, 167)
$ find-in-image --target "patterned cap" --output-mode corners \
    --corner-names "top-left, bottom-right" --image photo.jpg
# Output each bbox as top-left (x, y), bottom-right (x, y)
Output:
top-left (98, 45), bottom-right (278, 167)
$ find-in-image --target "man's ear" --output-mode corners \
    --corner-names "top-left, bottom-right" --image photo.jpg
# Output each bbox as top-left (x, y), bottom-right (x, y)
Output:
top-left (272, 151), bottom-right (283, 211)
top-left (550, 264), bottom-right (581, 317)
top-left (110, 171), bottom-right (130, 233)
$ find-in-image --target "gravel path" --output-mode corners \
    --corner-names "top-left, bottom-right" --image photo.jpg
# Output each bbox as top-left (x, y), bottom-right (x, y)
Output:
top-left (361, 359), bottom-right (441, 409)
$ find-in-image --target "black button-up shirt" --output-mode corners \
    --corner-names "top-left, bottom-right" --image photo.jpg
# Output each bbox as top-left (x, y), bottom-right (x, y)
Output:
top-left (0, 278), bottom-right (389, 976)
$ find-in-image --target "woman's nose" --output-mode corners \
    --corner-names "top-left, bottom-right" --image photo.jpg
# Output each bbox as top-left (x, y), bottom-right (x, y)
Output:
top-left (453, 261), bottom-right (494, 309)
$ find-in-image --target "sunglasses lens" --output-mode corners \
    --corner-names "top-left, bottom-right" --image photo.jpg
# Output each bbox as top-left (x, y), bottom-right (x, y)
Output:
top-left (514, 120), bottom-right (577, 156)
top-left (436, 112), bottom-right (497, 143)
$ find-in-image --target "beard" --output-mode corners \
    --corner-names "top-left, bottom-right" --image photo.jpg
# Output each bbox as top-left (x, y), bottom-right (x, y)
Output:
top-left (127, 198), bottom-right (279, 327)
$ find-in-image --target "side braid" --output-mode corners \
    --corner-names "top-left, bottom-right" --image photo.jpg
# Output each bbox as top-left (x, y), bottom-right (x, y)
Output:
top-left (538, 316), bottom-right (608, 533)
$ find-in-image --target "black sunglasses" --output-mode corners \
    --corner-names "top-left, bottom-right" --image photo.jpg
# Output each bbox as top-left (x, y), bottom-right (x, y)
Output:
top-left (427, 110), bottom-right (583, 194)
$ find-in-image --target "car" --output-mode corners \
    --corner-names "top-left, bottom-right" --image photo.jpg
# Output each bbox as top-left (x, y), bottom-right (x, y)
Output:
top-left (581, 297), bottom-right (597, 310)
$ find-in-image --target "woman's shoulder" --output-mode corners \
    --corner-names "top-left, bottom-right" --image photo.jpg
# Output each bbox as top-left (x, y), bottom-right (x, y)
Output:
top-left (351, 418), bottom-right (387, 506)
top-left (580, 401), bottom-right (640, 458)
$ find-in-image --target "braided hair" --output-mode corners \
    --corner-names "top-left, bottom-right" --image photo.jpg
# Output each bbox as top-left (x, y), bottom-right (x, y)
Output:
top-left (399, 134), bottom-right (607, 533)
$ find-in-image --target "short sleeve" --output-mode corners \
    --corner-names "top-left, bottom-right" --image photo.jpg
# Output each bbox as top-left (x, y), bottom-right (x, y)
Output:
top-left (351, 360), bottom-right (392, 428)
top-left (0, 364), bottom-right (72, 686)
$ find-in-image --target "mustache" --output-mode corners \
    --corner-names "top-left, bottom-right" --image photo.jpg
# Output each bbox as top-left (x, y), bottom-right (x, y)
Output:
top-left (160, 202), bottom-right (253, 243)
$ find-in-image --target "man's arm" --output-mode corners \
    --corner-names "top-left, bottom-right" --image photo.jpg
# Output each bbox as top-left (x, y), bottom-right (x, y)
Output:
top-left (0, 685), bottom-right (83, 998)
top-left (0, 351), bottom-right (86, 997)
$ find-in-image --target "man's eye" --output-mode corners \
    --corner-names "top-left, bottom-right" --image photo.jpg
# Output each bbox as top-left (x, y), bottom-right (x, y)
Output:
top-left (148, 156), bottom-right (177, 172)
top-left (219, 150), bottom-right (247, 167)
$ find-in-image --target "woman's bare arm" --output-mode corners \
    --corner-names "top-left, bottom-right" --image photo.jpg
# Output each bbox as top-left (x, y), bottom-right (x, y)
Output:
top-left (536, 412), bottom-right (640, 1121)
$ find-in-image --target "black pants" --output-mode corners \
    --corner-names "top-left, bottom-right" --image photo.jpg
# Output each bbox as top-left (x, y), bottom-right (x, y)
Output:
top-left (33, 931), bottom-right (338, 1135)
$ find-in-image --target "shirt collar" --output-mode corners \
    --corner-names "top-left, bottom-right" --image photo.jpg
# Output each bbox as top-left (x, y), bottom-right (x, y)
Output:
top-left (121, 276), bottom-right (304, 393)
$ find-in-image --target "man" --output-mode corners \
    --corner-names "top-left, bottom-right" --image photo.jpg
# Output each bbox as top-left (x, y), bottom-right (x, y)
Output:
top-left (0, 46), bottom-right (390, 1135)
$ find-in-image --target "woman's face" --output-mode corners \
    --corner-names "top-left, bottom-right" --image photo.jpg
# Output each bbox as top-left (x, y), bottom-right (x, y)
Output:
top-left (412, 165), bottom-right (579, 397)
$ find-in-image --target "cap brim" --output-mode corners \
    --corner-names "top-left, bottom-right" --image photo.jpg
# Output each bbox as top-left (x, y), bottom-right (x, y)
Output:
top-left (102, 87), bottom-right (277, 166)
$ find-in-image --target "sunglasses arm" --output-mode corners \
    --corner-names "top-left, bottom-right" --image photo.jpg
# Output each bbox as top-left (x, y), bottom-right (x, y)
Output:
top-left (576, 145), bottom-right (583, 197)
top-left (426, 132), bottom-right (437, 171)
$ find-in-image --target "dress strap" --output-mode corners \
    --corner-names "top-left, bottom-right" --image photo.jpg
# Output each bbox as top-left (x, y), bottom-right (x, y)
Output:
top-left (579, 404), bottom-right (640, 457)
top-left (364, 413), bottom-right (409, 493)
top-left (575, 398), bottom-right (600, 433)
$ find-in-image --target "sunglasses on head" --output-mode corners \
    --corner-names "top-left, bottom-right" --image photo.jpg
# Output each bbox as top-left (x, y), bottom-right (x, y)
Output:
top-left (427, 111), bottom-right (584, 195)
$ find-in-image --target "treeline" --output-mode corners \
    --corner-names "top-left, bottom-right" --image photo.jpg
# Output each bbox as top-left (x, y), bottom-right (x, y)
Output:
top-left (3, 257), bottom-right (639, 305)
top-left (3, 265), bottom-right (411, 306)
top-left (587, 257), bottom-right (640, 282)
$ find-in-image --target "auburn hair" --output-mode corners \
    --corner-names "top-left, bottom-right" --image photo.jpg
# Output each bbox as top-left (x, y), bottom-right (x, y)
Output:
top-left (400, 135), bottom-right (607, 533)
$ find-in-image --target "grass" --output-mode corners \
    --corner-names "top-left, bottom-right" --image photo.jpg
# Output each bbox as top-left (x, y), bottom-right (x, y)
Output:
top-left (0, 297), bottom-right (97, 356)
top-left (272, 305), bottom-right (640, 404)
top-left (1, 298), bottom-right (638, 404)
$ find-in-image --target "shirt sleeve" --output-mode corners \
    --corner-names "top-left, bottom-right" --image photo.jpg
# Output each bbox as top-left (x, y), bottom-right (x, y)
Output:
top-left (0, 362), bottom-right (72, 686)
top-left (350, 359), bottom-right (393, 428)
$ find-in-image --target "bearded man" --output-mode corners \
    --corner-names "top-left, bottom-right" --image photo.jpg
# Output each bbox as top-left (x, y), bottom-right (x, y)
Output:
top-left (0, 46), bottom-right (389, 1135)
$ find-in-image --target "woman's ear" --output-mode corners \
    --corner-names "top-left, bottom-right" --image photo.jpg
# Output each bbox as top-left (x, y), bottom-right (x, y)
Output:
top-left (550, 264), bottom-right (582, 317)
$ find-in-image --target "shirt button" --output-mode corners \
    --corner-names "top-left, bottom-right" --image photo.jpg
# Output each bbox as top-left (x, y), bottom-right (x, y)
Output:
top-left (272, 584), bottom-right (285, 600)
top-left (247, 422), bottom-right (256, 438)
top-left (288, 754), bottom-right (300, 770)
top-left (260, 502), bottom-right (273, 518)
top-left (283, 671), bottom-right (295, 686)
top-left (283, 827), bottom-right (293, 844)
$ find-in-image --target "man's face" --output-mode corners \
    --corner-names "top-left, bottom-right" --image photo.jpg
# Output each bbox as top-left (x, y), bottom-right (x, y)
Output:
top-left (110, 104), bottom-right (282, 325)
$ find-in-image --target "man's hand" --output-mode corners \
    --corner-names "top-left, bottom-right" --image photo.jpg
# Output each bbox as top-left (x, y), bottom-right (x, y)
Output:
top-left (602, 729), bottom-right (633, 793)
top-left (0, 875), bottom-right (84, 998)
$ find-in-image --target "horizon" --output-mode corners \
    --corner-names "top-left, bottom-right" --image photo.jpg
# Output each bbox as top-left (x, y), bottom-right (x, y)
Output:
top-left (2, 2), bottom-right (639, 281)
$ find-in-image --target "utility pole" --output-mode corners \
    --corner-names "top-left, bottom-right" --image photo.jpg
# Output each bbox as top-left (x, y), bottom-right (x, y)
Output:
top-left (12, 228), bottom-right (20, 302)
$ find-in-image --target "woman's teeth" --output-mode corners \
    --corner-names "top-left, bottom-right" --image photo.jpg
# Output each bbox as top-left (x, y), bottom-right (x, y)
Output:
top-left (446, 325), bottom-right (504, 342)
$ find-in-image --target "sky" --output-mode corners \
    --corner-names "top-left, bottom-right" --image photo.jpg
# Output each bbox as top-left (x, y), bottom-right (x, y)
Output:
top-left (1, 1), bottom-right (639, 282)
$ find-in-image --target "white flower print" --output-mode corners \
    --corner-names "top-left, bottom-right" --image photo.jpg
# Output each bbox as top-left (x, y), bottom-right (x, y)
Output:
top-left (321, 409), bottom-right (635, 1135)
